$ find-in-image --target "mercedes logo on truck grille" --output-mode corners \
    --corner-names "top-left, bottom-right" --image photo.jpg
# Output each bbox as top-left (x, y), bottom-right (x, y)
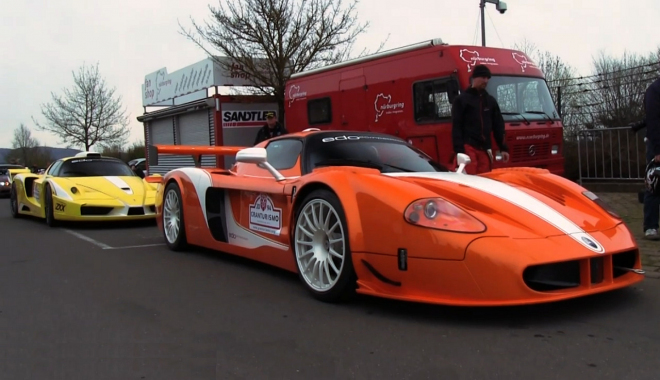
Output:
top-left (528, 145), bottom-right (536, 156)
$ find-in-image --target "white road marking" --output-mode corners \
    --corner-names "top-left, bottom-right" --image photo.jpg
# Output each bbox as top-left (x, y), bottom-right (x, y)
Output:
top-left (64, 229), bottom-right (166, 250)
top-left (102, 243), bottom-right (166, 250)
top-left (63, 229), bottom-right (113, 249)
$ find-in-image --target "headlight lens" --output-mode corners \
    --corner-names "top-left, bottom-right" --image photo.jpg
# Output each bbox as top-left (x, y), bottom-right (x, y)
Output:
top-left (405, 198), bottom-right (486, 233)
top-left (582, 191), bottom-right (620, 219)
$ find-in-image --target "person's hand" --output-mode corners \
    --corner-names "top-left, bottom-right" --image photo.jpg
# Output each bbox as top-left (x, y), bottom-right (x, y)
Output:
top-left (501, 151), bottom-right (510, 163)
top-left (654, 154), bottom-right (660, 162)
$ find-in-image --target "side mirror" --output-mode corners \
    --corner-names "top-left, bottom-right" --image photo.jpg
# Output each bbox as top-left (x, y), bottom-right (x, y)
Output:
top-left (456, 153), bottom-right (471, 174)
top-left (235, 147), bottom-right (285, 181)
top-left (236, 147), bottom-right (268, 164)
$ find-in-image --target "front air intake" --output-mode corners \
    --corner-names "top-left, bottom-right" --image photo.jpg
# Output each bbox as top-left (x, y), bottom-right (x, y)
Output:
top-left (523, 260), bottom-right (581, 291)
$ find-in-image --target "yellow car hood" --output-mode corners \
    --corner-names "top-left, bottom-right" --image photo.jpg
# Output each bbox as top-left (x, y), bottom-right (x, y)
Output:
top-left (60, 176), bottom-right (154, 202)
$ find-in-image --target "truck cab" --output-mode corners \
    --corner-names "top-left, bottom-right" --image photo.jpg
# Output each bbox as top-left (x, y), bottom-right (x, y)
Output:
top-left (284, 39), bottom-right (564, 175)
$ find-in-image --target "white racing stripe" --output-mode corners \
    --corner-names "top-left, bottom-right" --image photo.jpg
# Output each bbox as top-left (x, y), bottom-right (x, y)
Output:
top-left (171, 168), bottom-right (287, 250)
top-left (105, 176), bottom-right (133, 194)
top-left (385, 172), bottom-right (605, 254)
top-left (172, 168), bottom-right (213, 225)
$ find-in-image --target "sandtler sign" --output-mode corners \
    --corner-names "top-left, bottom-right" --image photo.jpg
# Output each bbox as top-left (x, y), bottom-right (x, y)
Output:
top-left (222, 110), bottom-right (278, 128)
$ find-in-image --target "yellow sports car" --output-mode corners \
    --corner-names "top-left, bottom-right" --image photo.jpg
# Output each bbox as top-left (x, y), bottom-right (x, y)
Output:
top-left (9, 152), bottom-right (158, 226)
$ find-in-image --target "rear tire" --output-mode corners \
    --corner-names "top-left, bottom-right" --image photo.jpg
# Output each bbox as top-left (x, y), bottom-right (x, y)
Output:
top-left (162, 182), bottom-right (188, 251)
top-left (293, 189), bottom-right (355, 303)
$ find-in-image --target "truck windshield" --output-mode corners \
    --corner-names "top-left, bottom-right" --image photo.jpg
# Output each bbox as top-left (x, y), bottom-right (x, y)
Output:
top-left (486, 76), bottom-right (560, 122)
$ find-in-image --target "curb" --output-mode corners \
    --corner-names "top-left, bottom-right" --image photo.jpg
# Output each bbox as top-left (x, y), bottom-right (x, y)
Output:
top-left (644, 270), bottom-right (660, 279)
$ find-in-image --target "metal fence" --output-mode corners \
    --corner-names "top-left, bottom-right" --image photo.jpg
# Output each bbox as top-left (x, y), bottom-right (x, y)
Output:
top-left (576, 126), bottom-right (646, 185)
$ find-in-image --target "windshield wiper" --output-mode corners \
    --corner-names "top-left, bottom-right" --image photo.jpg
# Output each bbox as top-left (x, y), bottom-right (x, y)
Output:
top-left (524, 110), bottom-right (555, 123)
top-left (501, 112), bottom-right (530, 125)
top-left (314, 159), bottom-right (414, 172)
top-left (315, 159), bottom-right (383, 170)
top-left (380, 162), bottom-right (414, 172)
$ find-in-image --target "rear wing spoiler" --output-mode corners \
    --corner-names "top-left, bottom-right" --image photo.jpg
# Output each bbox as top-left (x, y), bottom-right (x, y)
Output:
top-left (147, 144), bottom-right (285, 181)
top-left (148, 144), bottom-right (248, 167)
top-left (7, 168), bottom-right (32, 182)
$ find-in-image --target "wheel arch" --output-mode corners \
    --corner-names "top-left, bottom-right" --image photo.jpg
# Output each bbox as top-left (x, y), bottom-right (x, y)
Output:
top-left (290, 176), bottom-right (365, 253)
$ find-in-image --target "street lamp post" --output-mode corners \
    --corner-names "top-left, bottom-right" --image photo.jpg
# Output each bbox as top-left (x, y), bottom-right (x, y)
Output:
top-left (480, 0), bottom-right (508, 47)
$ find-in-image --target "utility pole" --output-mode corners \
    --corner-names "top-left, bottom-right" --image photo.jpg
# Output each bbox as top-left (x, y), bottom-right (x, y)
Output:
top-left (480, 0), bottom-right (508, 47)
top-left (481, 0), bottom-right (486, 47)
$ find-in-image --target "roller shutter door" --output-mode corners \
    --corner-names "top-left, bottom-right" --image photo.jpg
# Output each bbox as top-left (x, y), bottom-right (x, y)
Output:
top-left (147, 116), bottom-right (195, 175)
top-left (176, 109), bottom-right (216, 167)
top-left (149, 118), bottom-right (174, 145)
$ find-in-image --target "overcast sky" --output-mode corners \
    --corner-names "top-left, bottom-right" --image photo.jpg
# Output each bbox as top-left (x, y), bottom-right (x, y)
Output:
top-left (1, 0), bottom-right (658, 150)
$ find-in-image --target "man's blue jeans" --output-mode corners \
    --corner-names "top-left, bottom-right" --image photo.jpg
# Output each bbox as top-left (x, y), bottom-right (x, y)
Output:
top-left (643, 140), bottom-right (660, 231)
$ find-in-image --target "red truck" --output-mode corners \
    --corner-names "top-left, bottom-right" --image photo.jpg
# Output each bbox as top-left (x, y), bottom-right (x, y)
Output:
top-left (283, 38), bottom-right (565, 175)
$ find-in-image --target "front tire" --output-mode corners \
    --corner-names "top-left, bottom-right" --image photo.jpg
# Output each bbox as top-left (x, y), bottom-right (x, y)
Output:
top-left (162, 182), bottom-right (188, 251)
top-left (44, 184), bottom-right (58, 227)
top-left (293, 189), bottom-right (355, 302)
top-left (10, 183), bottom-right (21, 218)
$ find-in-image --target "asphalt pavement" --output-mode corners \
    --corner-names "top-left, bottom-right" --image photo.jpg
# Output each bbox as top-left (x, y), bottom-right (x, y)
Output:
top-left (1, 197), bottom-right (659, 380)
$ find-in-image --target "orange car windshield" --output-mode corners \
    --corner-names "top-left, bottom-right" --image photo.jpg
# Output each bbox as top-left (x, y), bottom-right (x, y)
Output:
top-left (306, 135), bottom-right (448, 174)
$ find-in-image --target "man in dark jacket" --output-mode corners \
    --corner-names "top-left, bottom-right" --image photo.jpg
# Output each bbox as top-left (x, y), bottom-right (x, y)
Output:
top-left (643, 76), bottom-right (660, 240)
top-left (451, 64), bottom-right (509, 174)
top-left (254, 112), bottom-right (288, 145)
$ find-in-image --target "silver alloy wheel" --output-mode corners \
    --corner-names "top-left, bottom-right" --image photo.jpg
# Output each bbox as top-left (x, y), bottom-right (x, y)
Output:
top-left (163, 189), bottom-right (181, 244)
top-left (294, 199), bottom-right (346, 292)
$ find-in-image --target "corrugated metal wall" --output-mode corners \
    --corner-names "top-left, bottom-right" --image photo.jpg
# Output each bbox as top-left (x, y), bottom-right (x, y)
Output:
top-left (177, 109), bottom-right (216, 167)
top-left (145, 107), bottom-right (216, 175)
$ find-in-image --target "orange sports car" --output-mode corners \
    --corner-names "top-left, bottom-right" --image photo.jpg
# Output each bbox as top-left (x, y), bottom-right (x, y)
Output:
top-left (149, 129), bottom-right (645, 306)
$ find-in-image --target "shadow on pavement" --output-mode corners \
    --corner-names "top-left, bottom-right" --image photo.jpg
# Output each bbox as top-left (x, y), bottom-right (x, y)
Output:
top-left (179, 244), bottom-right (646, 328)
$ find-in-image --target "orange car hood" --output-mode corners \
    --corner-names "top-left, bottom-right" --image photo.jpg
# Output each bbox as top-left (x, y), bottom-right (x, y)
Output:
top-left (384, 172), bottom-right (618, 246)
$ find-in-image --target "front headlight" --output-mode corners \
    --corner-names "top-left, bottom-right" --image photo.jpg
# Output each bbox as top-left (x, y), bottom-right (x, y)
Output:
top-left (404, 198), bottom-right (486, 233)
top-left (582, 191), bottom-right (621, 219)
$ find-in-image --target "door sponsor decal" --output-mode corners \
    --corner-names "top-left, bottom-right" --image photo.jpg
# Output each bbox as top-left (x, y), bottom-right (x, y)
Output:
top-left (249, 193), bottom-right (282, 236)
top-left (287, 85), bottom-right (307, 107)
top-left (374, 93), bottom-right (404, 122)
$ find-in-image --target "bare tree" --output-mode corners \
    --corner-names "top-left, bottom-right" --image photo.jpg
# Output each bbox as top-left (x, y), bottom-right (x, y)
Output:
top-left (583, 51), bottom-right (659, 129)
top-left (179, 0), bottom-right (386, 121)
top-left (9, 124), bottom-right (40, 167)
top-left (33, 63), bottom-right (130, 151)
